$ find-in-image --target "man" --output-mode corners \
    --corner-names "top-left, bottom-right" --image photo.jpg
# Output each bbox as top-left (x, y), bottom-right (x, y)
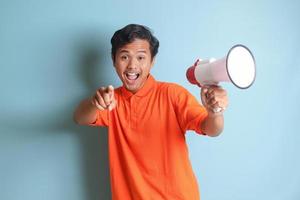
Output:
top-left (74, 24), bottom-right (228, 200)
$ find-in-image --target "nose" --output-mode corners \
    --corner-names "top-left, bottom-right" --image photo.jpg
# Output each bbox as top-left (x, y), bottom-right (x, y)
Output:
top-left (127, 58), bottom-right (137, 70)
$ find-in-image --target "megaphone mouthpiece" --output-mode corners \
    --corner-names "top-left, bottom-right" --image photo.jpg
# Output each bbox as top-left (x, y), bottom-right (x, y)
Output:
top-left (186, 66), bottom-right (199, 85)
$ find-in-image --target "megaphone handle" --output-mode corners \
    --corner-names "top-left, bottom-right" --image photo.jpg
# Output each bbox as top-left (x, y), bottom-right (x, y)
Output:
top-left (202, 85), bottom-right (223, 113)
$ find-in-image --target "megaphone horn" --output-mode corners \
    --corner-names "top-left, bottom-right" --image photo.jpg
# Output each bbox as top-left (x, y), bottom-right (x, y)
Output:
top-left (186, 44), bottom-right (256, 89)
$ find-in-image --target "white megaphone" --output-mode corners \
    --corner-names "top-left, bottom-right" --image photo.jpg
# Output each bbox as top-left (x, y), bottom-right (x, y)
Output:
top-left (186, 44), bottom-right (256, 89)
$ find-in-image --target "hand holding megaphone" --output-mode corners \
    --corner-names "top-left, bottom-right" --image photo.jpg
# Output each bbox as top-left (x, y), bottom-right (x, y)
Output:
top-left (186, 44), bottom-right (256, 113)
top-left (200, 84), bottom-right (229, 114)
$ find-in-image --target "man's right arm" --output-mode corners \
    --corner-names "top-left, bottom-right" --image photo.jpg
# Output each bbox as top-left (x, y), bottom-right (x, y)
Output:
top-left (73, 85), bottom-right (116, 125)
top-left (73, 98), bottom-right (99, 125)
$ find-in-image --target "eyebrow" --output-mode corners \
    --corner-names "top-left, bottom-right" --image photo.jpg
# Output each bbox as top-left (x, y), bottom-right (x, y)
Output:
top-left (119, 49), bottom-right (147, 53)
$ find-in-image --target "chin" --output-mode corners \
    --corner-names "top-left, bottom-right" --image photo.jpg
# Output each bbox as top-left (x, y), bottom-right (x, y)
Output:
top-left (126, 85), bottom-right (139, 93)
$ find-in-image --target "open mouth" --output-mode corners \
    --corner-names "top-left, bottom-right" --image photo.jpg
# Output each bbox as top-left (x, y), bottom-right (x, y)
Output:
top-left (125, 72), bottom-right (140, 81)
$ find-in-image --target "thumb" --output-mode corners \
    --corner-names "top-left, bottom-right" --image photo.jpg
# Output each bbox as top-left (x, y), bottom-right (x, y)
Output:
top-left (108, 99), bottom-right (117, 111)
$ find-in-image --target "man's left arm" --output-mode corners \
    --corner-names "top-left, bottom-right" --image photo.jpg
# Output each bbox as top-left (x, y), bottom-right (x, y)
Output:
top-left (200, 86), bottom-right (229, 137)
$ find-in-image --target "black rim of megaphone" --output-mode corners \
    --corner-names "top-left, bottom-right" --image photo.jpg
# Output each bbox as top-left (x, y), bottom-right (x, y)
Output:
top-left (226, 44), bottom-right (256, 89)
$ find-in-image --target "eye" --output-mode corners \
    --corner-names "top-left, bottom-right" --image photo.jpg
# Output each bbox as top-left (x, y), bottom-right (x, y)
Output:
top-left (137, 56), bottom-right (145, 61)
top-left (121, 55), bottom-right (128, 60)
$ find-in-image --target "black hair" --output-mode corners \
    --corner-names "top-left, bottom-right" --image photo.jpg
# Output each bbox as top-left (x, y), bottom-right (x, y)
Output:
top-left (111, 24), bottom-right (159, 61)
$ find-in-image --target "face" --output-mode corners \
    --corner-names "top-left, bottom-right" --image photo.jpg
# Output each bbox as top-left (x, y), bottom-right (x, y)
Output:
top-left (113, 39), bottom-right (155, 93)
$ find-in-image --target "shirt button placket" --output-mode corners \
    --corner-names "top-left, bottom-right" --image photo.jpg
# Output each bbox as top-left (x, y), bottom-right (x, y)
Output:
top-left (131, 96), bottom-right (137, 130)
top-left (129, 97), bottom-right (132, 129)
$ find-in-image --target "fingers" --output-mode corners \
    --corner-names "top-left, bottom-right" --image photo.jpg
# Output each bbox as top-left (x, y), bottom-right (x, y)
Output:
top-left (101, 87), bottom-right (111, 106)
top-left (92, 85), bottom-right (116, 111)
top-left (200, 87), bottom-right (208, 107)
top-left (95, 90), bottom-right (106, 107)
top-left (92, 95), bottom-right (105, 111)
top-left (201, 85), bottom-right (229, 113)
top-left (107, 85), bottom-right (114, 96)
top-left (107, 98), bottom-right (117, 111)
top-left (205, 86), bottom-right (227, 98)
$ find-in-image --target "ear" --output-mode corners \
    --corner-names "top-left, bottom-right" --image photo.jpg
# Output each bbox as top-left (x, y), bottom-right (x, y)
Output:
top-left (111, 54), bottom-right (116, 67)
top-left (150, 57), bottom-right (156, 69)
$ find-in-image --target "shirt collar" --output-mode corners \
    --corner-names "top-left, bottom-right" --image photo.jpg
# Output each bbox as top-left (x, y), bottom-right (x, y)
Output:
top-left (121, 74), bottom-right (156, 99)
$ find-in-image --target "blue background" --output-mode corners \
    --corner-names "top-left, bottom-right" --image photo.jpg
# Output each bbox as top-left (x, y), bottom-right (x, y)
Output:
top-left (1, 0), bottom-right (299, 199)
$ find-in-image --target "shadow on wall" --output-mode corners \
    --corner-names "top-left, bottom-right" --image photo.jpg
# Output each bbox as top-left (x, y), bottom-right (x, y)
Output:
top-left (72, 33), bottom-right (113, 200)
top-left (0, 29), bottom-right (114, 199)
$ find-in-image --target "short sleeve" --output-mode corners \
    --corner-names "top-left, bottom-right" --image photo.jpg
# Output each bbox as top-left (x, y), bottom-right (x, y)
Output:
top-left (169, 84), bottom-right (208, 135)
top-left (87, 109), bottom-right (109, 127)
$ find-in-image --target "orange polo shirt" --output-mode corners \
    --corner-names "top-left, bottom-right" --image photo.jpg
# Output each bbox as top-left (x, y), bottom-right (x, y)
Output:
top-left (89, 75), bottom-right (208, 200)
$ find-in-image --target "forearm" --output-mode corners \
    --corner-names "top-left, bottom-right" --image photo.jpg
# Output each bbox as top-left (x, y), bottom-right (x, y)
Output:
top-left (73, 98), bottom-right (99, 125)
top-left (201, 112), bottom-right (224, 137)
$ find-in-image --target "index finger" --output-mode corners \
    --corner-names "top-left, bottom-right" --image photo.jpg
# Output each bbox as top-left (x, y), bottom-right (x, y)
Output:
top-left (107, 85), bottom-right (114, 98)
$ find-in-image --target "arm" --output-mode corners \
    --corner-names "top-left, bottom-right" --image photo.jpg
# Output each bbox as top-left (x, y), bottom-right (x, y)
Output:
top-left (73, 98), bottom-right (99, 125)
top-left (73, 85), bottom-right (116, 125)
top-left (200, 86), bottom-right (228, 137)
top-left (201, 111), bottom-right (224, 137)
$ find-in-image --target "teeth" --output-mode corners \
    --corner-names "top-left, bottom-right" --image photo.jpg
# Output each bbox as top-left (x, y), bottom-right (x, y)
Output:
top-left (127, 72), bottom-right (137, 76)
top-left (125, 72), bottom-right (139, 80)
